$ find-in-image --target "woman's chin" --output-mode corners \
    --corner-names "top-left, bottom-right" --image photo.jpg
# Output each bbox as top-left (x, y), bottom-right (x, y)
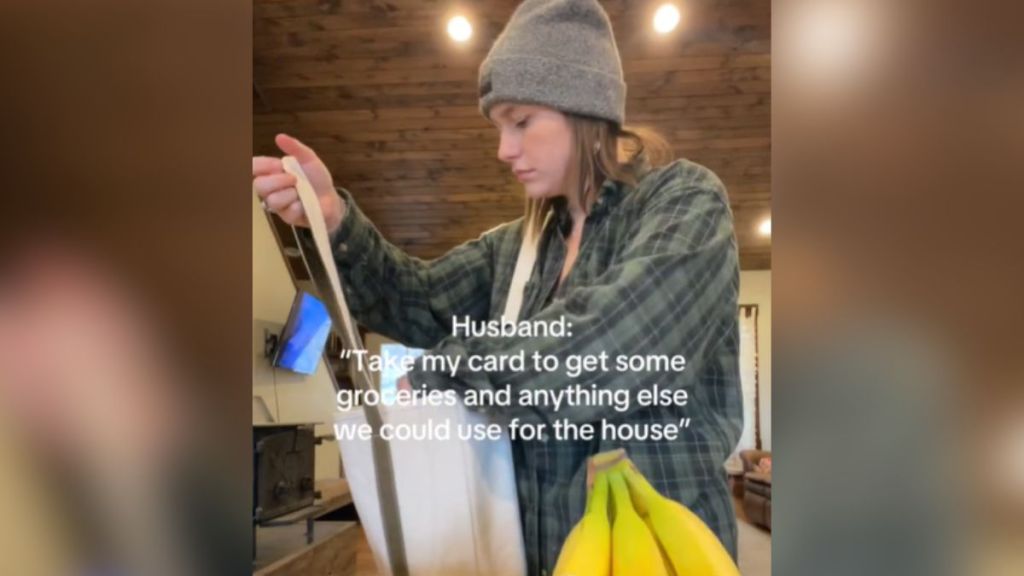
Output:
top-left (522, 182), bottom-right (555, 200)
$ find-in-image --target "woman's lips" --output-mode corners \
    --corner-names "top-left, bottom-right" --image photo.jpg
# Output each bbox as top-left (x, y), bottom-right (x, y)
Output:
top-left (515, 170), bottom-right (536, 182)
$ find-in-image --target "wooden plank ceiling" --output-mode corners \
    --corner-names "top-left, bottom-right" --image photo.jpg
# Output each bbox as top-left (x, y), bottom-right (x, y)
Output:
top-left (254, 0), bottom-right (771, 273)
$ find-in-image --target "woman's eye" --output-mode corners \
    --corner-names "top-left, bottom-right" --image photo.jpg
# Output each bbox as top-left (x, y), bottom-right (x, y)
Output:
top-left (515, 117), bottom-right (530, 128)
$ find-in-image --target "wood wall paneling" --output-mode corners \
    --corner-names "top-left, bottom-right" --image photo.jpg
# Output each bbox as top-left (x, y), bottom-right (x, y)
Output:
top-left (255, 0), bottom-right (771, 270)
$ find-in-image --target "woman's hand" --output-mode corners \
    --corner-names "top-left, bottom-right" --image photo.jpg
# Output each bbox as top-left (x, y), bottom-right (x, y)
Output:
top-left (252, 134), bottom-right (347, 233)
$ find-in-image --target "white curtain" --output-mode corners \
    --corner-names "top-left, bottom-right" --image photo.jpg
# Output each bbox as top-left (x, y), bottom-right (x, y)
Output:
top-left (732, 305), bottom-right (760, 455)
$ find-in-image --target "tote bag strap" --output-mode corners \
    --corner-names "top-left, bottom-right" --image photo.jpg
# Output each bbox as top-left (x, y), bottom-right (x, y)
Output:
top-left (502, 212), bottom-right (551, 322)
top-left (283, 157), bottom-right (409, 576)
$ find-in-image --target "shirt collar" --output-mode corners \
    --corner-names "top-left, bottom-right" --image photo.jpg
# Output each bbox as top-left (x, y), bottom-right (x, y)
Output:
top-left (551, 177), bottom-right (628, 237)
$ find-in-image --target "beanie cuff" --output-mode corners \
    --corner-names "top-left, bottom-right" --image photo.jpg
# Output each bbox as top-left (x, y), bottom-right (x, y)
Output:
top-left (479, 55), bottom-right (627, 126)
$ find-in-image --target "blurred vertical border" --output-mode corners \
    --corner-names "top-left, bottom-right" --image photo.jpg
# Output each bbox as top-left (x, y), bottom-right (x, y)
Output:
top-left (0, 1), bottom-right (251, 575)
top-left (775, 0), bottom-right (1024, 575)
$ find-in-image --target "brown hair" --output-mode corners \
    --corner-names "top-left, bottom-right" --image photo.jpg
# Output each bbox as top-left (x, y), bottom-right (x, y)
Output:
top-left (523, 117), bottom-right (673, 239)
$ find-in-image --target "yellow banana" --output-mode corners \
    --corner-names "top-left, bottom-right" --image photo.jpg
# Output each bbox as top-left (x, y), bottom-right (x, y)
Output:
top-left (618, 463), bottom-right (740, 576)
top-left (609, 471), bottom-right (670, 576)
top-left (553, 471), bottom-right (611, 576)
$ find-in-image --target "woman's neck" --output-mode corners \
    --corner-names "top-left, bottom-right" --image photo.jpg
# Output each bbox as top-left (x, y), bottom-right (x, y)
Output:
top-left (565, 185), bottom-right (594, 226)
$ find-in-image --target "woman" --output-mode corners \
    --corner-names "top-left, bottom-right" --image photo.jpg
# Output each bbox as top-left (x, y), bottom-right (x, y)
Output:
top-left (253, 0), bottom-right (742, 573)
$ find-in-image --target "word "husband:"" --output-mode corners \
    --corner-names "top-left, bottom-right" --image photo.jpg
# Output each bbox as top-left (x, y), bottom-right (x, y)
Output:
top-left (451, 315), bottom-right (572, 338)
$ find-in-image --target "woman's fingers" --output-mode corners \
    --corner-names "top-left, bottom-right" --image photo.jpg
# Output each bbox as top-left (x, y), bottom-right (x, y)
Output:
top-left (253, 147), bottom-right (322, 229)
top-left (275, 133), bottom-right (318, 164)
top-left (280, 199), bottom-right (307, 225)
top-left (263, 188), bottom-right (299, 212)
top-left (253, 173), bottom-right (297, 200)
top-left (264, 194), bottom-right (308, 227)
top-left (253, 156), bottom-right (283, 177)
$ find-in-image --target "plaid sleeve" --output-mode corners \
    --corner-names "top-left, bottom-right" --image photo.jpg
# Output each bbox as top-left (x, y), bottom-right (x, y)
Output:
top-left (330, 187), bottom-right (496, 349)
top-left (409, 168), bottom-right (739, 425)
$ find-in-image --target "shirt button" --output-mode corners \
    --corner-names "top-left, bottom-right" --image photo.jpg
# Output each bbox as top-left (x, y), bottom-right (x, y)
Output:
top-left (337, 243), bottom-right (349, 253)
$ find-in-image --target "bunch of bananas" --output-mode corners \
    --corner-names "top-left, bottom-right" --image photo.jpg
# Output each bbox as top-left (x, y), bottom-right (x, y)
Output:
top-left (553, 455), bottom-right (740, 576)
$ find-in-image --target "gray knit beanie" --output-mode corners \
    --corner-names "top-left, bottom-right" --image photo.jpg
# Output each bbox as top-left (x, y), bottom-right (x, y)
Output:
top-left (479, 0), bottom-right (627, 126)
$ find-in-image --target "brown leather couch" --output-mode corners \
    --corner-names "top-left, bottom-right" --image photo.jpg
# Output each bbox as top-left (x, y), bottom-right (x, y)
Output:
top-left (739, 450), bottom-right (772, 530)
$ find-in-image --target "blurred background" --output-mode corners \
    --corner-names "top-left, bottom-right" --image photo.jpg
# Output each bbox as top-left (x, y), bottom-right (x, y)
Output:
top-left (0, 0), bottom-right (1021, 575)
top-left (0, 1), bottom-right (251, 574)
top-left (773, 0), bottom-right (1024, 574)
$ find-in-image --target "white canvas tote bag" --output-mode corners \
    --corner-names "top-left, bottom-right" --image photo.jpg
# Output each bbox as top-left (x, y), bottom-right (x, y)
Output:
top-left (283, 156), bottom-right (535, 576)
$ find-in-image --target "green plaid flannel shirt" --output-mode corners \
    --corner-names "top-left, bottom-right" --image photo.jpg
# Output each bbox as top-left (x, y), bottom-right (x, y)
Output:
top-left (330, 158), bottom-right (743, 575)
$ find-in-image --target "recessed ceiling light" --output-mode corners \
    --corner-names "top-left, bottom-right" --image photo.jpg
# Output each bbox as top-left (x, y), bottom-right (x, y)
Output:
top-left (653, 4), bottom-right (681, 34)
top-left (759, 218), bottom-right (772, 237)
top-left (448, 15), bottom-right (472, 42)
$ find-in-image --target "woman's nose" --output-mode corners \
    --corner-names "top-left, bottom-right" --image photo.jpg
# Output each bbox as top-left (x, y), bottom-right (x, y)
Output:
top-left (496, 133), bottom-right (520, 164)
